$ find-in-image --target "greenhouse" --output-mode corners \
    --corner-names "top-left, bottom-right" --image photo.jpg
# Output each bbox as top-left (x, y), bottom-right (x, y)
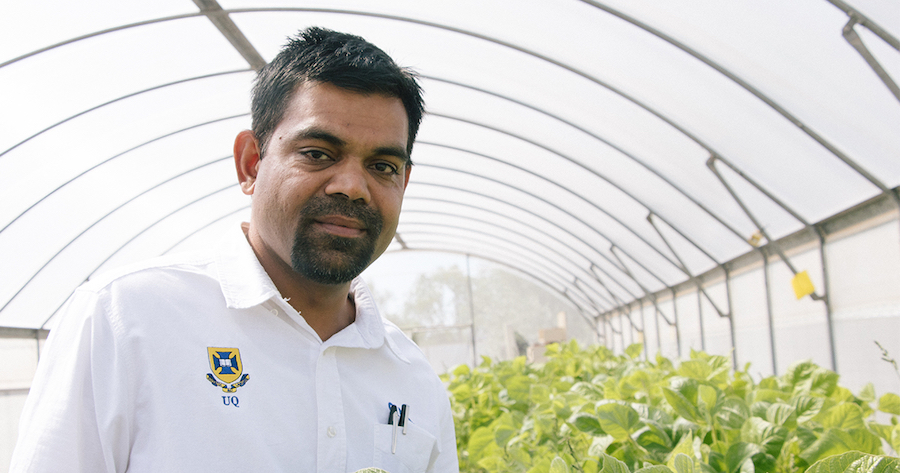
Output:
top-left (1, 0), bottom-right (898, 471)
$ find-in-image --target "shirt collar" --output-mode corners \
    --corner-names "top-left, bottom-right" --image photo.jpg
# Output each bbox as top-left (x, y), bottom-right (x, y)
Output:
top-left (215, 224), bottom-right (409, 363)
top-left (216, 224), bottom-right (281, 310)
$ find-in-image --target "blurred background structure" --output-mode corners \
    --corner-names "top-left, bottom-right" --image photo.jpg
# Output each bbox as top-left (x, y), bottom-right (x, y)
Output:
top-left (1, 1), bottom-right (899, 469)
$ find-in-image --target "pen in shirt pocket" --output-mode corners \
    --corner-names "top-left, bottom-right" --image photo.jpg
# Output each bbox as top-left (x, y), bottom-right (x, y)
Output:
top-left (387, 403), bottom-right (409, 453)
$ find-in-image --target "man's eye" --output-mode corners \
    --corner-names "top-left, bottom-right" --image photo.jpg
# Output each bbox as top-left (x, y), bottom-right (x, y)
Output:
top-left (302, 150), bottom-right (330, 161)
top-left (373, 162), bottom-right (399, 174)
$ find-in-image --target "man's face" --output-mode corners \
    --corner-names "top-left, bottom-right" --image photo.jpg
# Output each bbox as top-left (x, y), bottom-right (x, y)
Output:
top-left (250, 81), bottom-right (411, 285)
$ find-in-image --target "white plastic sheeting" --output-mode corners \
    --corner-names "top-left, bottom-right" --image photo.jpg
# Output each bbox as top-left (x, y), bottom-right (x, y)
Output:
top-left (1, 0), bottom-right (898, 330)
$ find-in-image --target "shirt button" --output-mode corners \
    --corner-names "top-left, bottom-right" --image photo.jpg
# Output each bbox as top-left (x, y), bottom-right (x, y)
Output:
top-left (327, 426), bottom-right (337, 438)
top-left (269, 308), bottom-right (278, 315)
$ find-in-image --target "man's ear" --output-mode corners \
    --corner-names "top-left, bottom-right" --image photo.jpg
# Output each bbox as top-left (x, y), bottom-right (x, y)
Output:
top-left (234, 130), bottom-right (261, 196)
top-left (403, 164), bottom-right (412, 191)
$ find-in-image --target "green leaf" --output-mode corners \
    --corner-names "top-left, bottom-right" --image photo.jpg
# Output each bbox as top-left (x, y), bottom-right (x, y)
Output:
top-left (858, 383), bottom-right (876, 403)
top-left (531, 383), bottom-right (551, 404)
top-left (596, 402), bottom-right (643, 441)
top-left (550, 456), bottom-right (570, 473)
top-left (717, 398), bottom-right (750, 430)
top-left (724, 442), bottom-right (762, 473)
top-left (740, 417), bottom-right (788, 456)
top-left (588, 435), bottom-right (616, 457)
top-left (766, 402), bottom-right (797, 429)
top-left (636, 421), bottom-right (673, 450)
top-left (892, 425), bottom-right (900, 454)
top-left (467, 426), bottom-right (496, 463)
top-left (667, 435), bottom-right (695, 471)
top-left (800, 429), bottom-right (884, 465)
top-left (452, 364), bottom-right (470, 377)
top-left (821, 403), bottom-right (866, 430)
top-left (679, 360), bottom-right (712, 381)
top-left (598, 453), bottom-right (631, 473)
top-left (492, 412), bottom-right (520, 447)
top-left (571, 413), bottom-right (606, 436)
top-left (625, 343), bottom-right (644, 360)
top-left (806, 451), bottom-right (900, 473)
top-left (451, 382), bottom-right (472, 400)
top-left (792, 395), bottom-right (825, 423)
top-left (878, 393), bottom-right (900, 415)
top-left (698, 385), bottom-right (719, 414)
top-left (664, 388), bottom-right (702, 423)
top-left (867, 423), bottom-right (892, 443)
top-left (477, 455), bottom-right (506, 470)
top-left (635, 465), bottom-right (675, 473)
top-left (527, 457), bottom-right (553, 473)
top-left (506, 375), bottom-right (533, 403)
top-left (845, 454), bottom-right (900, 473)
top-left (805, 451), bottom-right (867, 473)
top-left (672, 453), bottom-right (696, 473)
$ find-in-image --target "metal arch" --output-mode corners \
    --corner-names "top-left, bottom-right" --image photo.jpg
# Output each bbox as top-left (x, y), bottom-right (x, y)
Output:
top-left (6, 4), bottom-right (885, 200)
top-left (415, 143), bottom-right (679, 289)
top-left (411, 158), bottom-right (670, 299)
top-left (1, 155), bottom-right (235, 317)
top-left (399, 210), bottom-right (612, 305)
top-left (0, 113), bottom-right (248, 235)
top-left (0, 69), bottom-right (252, 160)
top-left (406, 184), bottom-right (649, 302)
top-left (162, 206), bottom-right (250, 256)
top-left (427, 112), bottom-right (720, 270)
top-left (7, 6), bottom-right (873, 257)
top-left (396, 221), bottom-right (607, 311)
top-left (421, 75), bottom-right (747, 249)
top-left (393, 234), bottom-right (591, 308)
top-left (40, 182), bottom-right (240, 328)
top-left (405, 197), bottom-right (618, 307)
top-left (401, 209), bottom-right (597, 279)
top-left (579, 0), bottom-right (891, 193)
top-left (391, 233), bottom-right (603, 318)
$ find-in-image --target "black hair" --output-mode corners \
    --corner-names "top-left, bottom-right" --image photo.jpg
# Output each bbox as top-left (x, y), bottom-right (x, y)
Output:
top-left (251, 27), bottom-right (425, 160)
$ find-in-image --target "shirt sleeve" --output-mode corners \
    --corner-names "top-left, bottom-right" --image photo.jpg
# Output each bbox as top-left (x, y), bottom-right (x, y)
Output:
top-left (428, 389), bottom-right (460, 473)
top-left (10, 286), bottom-right (133, 473)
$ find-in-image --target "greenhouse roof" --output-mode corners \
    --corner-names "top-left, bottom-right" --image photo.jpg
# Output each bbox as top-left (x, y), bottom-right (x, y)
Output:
top-left (1, 0), bottom-right (898, 330)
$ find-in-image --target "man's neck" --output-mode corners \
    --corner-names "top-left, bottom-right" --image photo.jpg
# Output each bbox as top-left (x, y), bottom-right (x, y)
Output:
top-left (243, 224), bottom-right (356, 341)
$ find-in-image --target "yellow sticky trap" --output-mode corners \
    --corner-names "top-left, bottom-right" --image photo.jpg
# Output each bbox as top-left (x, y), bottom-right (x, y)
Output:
top-left (791, 270), bottom-right (816, 299)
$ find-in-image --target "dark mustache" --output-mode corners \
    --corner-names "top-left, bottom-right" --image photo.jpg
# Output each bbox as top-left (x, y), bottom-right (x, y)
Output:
top-left (300, 196), bottom-right (383, 232)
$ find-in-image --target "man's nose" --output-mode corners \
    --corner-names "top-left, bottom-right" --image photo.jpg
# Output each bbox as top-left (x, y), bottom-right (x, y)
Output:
top-left (323, 160), bottom-right (371, 203)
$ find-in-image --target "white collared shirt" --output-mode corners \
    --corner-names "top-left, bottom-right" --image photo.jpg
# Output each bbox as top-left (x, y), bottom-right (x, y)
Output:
top-left (11, 226), bottom-right (458, 473)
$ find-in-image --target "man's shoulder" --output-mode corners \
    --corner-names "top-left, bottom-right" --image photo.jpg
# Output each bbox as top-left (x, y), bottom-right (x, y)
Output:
top-left (379, 318), bottom-right (433, 366)
top-left (81, 249), bottom-right (218, 295)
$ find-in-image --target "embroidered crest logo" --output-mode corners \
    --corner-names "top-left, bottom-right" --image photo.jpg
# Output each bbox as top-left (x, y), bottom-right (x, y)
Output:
top-left (206, 347), bottom-right (249, 393)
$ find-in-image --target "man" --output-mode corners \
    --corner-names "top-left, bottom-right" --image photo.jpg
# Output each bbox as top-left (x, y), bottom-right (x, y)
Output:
top-left (11, 27), bottom-right (459, 473)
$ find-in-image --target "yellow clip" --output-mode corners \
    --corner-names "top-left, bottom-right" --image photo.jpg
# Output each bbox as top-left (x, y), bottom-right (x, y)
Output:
top-left (791, 270), bottom-right (816, 300)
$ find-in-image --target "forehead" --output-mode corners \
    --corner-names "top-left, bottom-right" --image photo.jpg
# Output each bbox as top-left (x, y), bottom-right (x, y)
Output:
top-left (277, 82), bottom-right (409, 143)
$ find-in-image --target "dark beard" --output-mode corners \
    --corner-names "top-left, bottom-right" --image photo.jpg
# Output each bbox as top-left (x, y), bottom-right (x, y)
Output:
top-left (290, 195), bottom-right (384, 285)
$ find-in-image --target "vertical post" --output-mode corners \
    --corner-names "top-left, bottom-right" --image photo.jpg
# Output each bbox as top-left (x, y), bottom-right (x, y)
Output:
top-left (815, 228), bottom-right (838, 372)
top-left (762, 251), bottom-right (779, 375)
top-left (35, 328), bottom-right (42, 361)
top-left (465, 254), bottom-right (477, 367)
top-left (672, 289), bottom-right (682, 358)
top-left (697, 287), bottom-right (706, 351)
top-left (725, 267), bottom-right (738, 370)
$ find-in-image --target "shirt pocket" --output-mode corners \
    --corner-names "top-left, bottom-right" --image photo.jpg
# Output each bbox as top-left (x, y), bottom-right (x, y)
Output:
top-left (372, 422), bottom-right (437, 473)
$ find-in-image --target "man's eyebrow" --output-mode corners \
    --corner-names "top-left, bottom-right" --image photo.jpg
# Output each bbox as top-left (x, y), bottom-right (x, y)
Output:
top-left (289, 127), bottom-right (346, 147)
top-left (374, 145), bottom-right (410, 164)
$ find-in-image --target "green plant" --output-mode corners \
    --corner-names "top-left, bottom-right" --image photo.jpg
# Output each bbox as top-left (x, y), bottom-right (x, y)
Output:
top-left (443, 341), bottom-right (900, 473)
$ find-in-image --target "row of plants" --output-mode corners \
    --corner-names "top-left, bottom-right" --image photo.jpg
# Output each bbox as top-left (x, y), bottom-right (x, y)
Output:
top-left (441, 341), bottom-right (900, 473)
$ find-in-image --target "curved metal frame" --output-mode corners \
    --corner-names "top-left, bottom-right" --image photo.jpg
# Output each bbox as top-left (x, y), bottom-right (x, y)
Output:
top-left (2, 3), bottom-right (895, 344)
